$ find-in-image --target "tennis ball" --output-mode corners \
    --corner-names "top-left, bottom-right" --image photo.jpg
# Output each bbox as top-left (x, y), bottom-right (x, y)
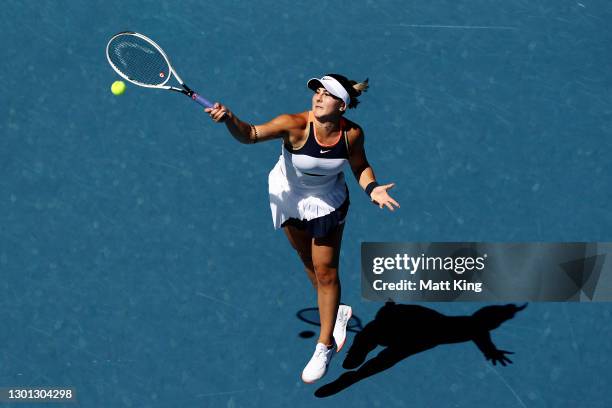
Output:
top-left (111, 80), bottom-right (126, 96)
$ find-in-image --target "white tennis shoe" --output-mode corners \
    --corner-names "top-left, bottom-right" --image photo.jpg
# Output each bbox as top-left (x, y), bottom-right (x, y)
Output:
top-left (333, 305), bottom-right (352, 352)
top-left (301, 343), bottom-right (335, 383)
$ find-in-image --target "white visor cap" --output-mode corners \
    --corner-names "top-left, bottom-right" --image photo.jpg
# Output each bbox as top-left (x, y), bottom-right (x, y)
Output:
top-left (307, 75), bottom-right (350, 109)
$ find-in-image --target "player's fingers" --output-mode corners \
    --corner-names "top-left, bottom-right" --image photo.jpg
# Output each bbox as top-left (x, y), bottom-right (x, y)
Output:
top-left (389, 198), bottom-right (400, 208)
top-left (216, 104), bottom-right (229, 114)
top-left (383, 183), bottom-right (395, 190)
top-left (211, 110), bottom-right (225, 120)
top-left (384, 201), bottom-right (395, 211)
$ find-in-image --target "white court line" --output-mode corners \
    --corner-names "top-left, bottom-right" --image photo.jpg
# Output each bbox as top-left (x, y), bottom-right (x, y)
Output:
top-left (485, 363), bottom-right (528, 408)
top-left (196, 291), bottom-right (250, 314)
top-left (391, 23), bottom-right (518, 30)
top-left (196, 387), bottom-right (260, 398)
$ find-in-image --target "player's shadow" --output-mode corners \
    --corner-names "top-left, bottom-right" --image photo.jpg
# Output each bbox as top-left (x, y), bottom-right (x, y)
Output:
top-left (314, 302), bottom-right (527, 398)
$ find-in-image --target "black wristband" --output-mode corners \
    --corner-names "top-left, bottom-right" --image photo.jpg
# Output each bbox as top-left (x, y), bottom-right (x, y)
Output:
top-left (365, 181), bottom-right (379, 197)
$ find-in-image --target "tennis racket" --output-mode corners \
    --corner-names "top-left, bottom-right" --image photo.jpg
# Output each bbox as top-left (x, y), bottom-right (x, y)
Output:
top-left (106, 31), bottom-right (213, 108)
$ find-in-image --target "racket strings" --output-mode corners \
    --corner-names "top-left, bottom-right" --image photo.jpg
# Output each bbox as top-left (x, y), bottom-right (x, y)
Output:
top-left (107, 35), bottom-right (170, 86)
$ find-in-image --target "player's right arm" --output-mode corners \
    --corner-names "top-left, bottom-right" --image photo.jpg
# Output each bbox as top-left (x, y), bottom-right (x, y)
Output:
top-left (205, 103), bottom-right (306, 144)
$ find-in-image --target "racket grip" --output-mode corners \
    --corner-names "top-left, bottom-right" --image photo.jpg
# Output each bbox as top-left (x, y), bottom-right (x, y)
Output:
top-left (191, 93), bottom-right (213, 108)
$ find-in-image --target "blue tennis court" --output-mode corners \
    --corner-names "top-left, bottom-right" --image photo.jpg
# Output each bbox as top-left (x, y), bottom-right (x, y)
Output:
top-left (2, 1), bottom-right (611, 406)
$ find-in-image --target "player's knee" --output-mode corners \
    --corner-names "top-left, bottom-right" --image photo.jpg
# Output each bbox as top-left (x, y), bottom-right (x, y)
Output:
top-left (314, 264), bottom-right (339, 286)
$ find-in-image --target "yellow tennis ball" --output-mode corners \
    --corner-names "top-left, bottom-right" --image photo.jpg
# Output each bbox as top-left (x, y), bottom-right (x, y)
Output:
top-left (111, 80), bottom-right (126, 96)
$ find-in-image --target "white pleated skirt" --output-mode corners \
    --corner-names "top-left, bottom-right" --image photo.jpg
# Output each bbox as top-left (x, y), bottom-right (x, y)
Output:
top-left (268, 154), bottom-right (349, 233)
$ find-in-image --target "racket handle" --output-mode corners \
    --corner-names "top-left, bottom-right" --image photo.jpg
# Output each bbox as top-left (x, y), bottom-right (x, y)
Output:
top-left (191, 93), bottom-right (213, 108)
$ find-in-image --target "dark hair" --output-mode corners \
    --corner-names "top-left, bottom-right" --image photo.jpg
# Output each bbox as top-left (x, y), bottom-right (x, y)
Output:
top-left (326, 73), bottom-right (369, 109)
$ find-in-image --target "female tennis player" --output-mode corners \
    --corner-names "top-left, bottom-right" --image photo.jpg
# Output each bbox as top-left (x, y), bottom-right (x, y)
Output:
top-left (205, 74), bottom-right (399, 383)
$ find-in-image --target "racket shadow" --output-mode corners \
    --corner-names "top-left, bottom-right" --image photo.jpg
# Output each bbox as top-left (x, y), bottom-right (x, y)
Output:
top-left (314, 301), bottom-right (528, 398)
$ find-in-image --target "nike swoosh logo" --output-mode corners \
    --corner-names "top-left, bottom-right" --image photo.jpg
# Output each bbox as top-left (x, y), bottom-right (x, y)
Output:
top-left (320, 149), bottom-right (331, 154)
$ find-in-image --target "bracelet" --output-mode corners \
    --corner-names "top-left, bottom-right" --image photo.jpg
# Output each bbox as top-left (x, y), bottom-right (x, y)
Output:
top-left (365, 181), bottom-right (379, 197)
top-left (250, 124), bottom-right (259, 144)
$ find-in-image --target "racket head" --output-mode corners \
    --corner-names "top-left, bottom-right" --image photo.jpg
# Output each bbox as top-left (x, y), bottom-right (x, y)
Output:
top-left (106, 31), bottom-right (175, 89)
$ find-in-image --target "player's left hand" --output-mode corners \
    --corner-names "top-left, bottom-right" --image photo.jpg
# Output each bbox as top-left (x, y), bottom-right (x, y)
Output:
top-left (371, 183), bottom-right (400, 211)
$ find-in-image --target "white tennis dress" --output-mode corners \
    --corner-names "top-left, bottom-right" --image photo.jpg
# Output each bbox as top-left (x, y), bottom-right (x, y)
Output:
top-left (268, 112), bottom-right (350, 237)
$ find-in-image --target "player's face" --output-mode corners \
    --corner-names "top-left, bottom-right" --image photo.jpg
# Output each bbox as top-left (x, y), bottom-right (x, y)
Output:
top-left (312, 87), bottom-right (345, 118)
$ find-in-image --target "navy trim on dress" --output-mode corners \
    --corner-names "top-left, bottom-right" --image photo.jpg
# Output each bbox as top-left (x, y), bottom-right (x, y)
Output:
top-left (284, 122), bottom-right (349, 160)
top-left (280, 188), bottom-right (350, 238)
